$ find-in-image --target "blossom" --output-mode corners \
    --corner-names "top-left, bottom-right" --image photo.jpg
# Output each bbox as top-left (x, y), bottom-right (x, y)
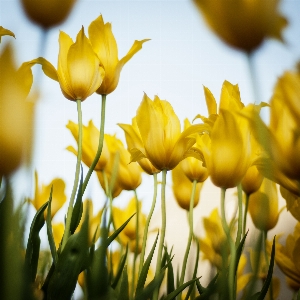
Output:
top-left (241, 165), bottom-right (263, 196)
top-left (88, 15), bottom-right (149, 95)
top-left (280, 186), bottom-right (300, 222)
top-left (172, 164), bottom-right (203, 210)
top-left (30, 27), bottom-right (104, 101)
top-left (274, 223), bottom-right (300, 291)
top-left (192, 0), bottom-right (287, 52)
top-left (66, 120), bottom-right (109, 171)
top-left (0, 45), bottom-right (35, 176)
top-left (248, 178), bottom-right (281, 231)
top-left (21, 0), bottom-right (76, 29)
top-left (112, 197), bottom-right (146, 253)
top-left (118, 117), bottom-right (160, 175)
top-left (29, 172), bottom-right (67, 219)
top-left (0, 26), bottom-right (15, 42)
top-left (126, 93), bottom-right (209, 171)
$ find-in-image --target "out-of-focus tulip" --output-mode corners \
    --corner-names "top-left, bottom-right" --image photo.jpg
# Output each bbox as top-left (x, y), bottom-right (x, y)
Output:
top-left (192, 0), bottom-right (287, 52)
top-left (248, 178), bottom-right (280, 231)
top-left (97, 134), bottom-right (142, 198)
top-left (0, 45), bottom-right (35, 176)
top-left (172, 164), bottom-right (203, 210)
top-left (118, 117), bottom-right (160, 175)
top-left (127, 93), bottom-right (209, 171)
top-left (20, 0), bottom-right (76, 29)
top-left (274, 223), bottom-right (300, 291)
top-left (30, 27), bottom-right (104, 101)
top-left (241, 165), bottom-right (263, 195)
top-left (112, 197), bottom-right (146, 253)
top-left (66, 120), bottom-right (109, 171)
top-left (0, 26), bottom-right (15, 42)
top-left (52, 223), bottom-right (64, 249)
top-left (280, 186), bottom-right (300, 222)
top-left (29, 172), bottom-right (67, 219)
top-left (88, 15), bottom-right (149, 95)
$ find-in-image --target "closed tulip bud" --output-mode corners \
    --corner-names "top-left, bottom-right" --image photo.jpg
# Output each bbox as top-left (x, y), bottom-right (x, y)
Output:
top-left (21, 0), bottom-right (76, 29)
top-left (241, 165), bottom-right (263, 195)
top-left (248, 178), bottom-right (280, 231)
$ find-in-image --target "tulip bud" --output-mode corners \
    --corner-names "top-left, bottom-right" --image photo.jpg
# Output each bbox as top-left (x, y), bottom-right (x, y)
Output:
top-left (20, 0), bottom-right (76, 29)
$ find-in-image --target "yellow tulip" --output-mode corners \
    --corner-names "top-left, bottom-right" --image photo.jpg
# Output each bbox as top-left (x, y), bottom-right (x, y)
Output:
top-left (52, 223), bottom-right (64, 249)
top-left (30, 27), bottom-right (104, 101)
top-left (192, 0), bottom-right (287, 52)
top-left (88, 15), bottom-right (150, 95)
top-left (29, 172), bottom-right (67, 219)
top-left (20, 0), bottom-right (76, 29)
top-left (0, 45), bottom-right (35, 176)
top-left (118, 117), bottom-right (160, 175)
top-left (127, 93), bottom-right (209, 171)
top-left (172, 164), bottom-right (203, 210)
top-left (274, 223), bottom-right (300, 291)
top-left (0, 26), bottom-right (15, 42)
top-left (280, 186), bottom-right (300, 222)
top-left (66, 120), bottom-right (109, 171)
top-left (248, 178), bottom-right (280, 231)
top-left (241, 165), bottom-right (263, 195)
top-left (112, 197), bottom-right (146, 253)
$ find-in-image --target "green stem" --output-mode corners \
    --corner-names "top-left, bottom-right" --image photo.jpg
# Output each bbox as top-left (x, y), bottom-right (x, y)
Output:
top-left (82, 94), bottom-right (106, 194)
top-left (178, 180), bottom-right (197, 299)
top-left (220, 187), bottom-right (236, 300)
top-left (246, 52), bottom-right (260, 104)
top-left (62, 100), bottom-right (83, 250)
top-left (243, 193), bottom-right (250, 237)
top-left (138, 173), bottom-right (158, 276)
top-left (153, 169), bottom-right (167, 300)
top-left (131, 189), bottom-right (140, 300)
top-left (262, 230), bottom-right (273, 300)
top-left (235, 183), bottom-right (243, 246)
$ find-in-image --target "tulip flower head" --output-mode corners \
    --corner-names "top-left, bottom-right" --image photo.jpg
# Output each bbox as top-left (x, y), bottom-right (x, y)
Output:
top-left (21, 0), bottom-right (77, 29)
top-left (30, 27), bottom-right (104, 101)
top-left (193, 0), bottom-right (287, 52)
top-left (126, 93), bottom-right (209, 171)
top-left (88, 15), bottom-right (150, 95)
top-left (66, 120), bottom-right (109, 171)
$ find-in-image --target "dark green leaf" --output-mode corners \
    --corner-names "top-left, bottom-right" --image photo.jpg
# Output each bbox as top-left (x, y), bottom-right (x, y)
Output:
top-left (164, 277), bottom-right (199, 300)
top-left (165, 246), bottom-right (175, 295)
top-left (25, 201), bottom-right (48, 282)
top-left (46, 187), bottom-right (58, 265)
top-left (117, 265), bottom-right (129, 300)
top-left (136, 233), bottom-right (159, 293)
top-left (234, 230), bottom-right (248, 275)
top-left (112, 245), bottom-right (129, 289)
top-left (107, 213), bottom-right (135, 246)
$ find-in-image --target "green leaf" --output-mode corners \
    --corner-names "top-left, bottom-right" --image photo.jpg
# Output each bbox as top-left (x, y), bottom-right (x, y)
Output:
top-left (117, 265), bottom-right (129, 300)
top-left (164, 277), bottom-right (199, 300)
top-left (184, 240), bottom-right (200, 300)
top-left (136, 233), bottom-right (159, 293)
top-left (107, 213), bottom-right (135, 246)
top-left (70, 165), bottom-right (84, 234)
top-left (25, 201), bottom-right (48, 282)
top-left (196, 273), bottom-right (218, 299)
top-left (111, 245), bottom-right (129, 289)
top-left (165, 246), bottom-right (175, 295)
top-left (46, 209), bottom-right (89, 300)
top-left (251, 236), bottom-right (276, 300)
top-left (234, 230), bottom-right (248, 275)
top-left (46, 186), bottom-right (58, 265)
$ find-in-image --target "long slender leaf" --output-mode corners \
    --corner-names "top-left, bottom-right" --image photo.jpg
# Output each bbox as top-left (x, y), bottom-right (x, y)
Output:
top-left (46, 187), bottom-right (58, 265)
top-left (234, 230), bottom-right (248, 275)
top-left (251, 236), bottom-right (276, 300)
top-left (117, 265), bottom-right (129, 300)
top-left (164, 277), bottom-right (199, 300)
top-left (136, 233), bottom-right (159, 293)
top-left (25, 201), bottom-right (48, 282)
top-left (107, 213), bottom-right (135, 246)
top-left (112, 245), bottom-right (129, 289)
top-left (165, 246), bottom-right (175, 295)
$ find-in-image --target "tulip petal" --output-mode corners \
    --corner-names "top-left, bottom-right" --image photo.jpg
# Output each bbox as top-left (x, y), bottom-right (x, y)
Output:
top-left (26, 57), bottom-right (58, 82)
top-left (203, 86), bottom-right (217, 115)
top-left (67, 27), bottom-right (103, 100)
top-left (0, 26), bottom-right (15, 42)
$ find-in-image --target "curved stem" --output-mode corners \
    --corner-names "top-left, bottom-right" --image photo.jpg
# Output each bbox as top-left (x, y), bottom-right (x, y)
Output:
top-left (220, 187), bottom-right (236, 300)
top-left (153, 169), bottom-right (167, 300)
top-left (243, 193), bottom-right (250, 237)
top-left (62, 100), bottom-right (83, 250)
top-left (236, 183), bottom-right (243, 246)
top-left (247, 52), bottom-right (260, 104)
top-left (138, 173), bottom-right (158, 276)
top-left (131, 189), bottom-right (140, 299)
top-left (179, 180), bottom-right (197, 298)
top-left (82, 94), bottom-right (106, 194)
